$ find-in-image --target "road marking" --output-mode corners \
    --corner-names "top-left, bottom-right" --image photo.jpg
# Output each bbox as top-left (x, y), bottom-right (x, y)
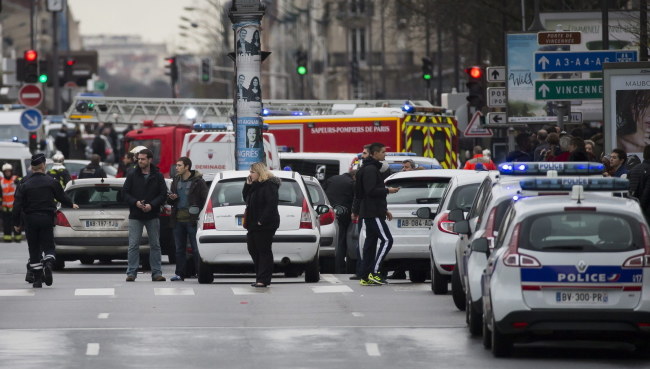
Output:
top-left (154, 288), bottom-right (195, 296)
top-left (0, 289), bottom-right (35, 297)
top-left (392, 284), bottom-right (430, 292)
top-left (321, 274), bottom-right (342, 284)
top-left (352, 312), bottom-right (364, 317)
top-left (97, 313), bottom-right (109, 319)
top-left (365, 343), bottom-right (381, 356)
top-left (75, 288), bottom-right (114, 296)
top-left (311, 285), bottom-right (353, 293)
top-left (231, 287), bottom-right (269, 295)
top-left (86, 343), bottom-right (100, 356)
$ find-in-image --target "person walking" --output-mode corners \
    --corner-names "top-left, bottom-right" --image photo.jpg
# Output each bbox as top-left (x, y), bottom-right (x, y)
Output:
top-left (324, 169), bottom-right (356, 274)
top-left (167, 157), bottom-right (208, 281)
top-left (12, 153), bottom-right (78, 288)
top-left (463, 145), bottom-right (496, 170)
top-left (2, 163), bottom-right (22, 242)
top-left (242, 162), bottom-right (280, 288)
top-left (47, 153), bottom-right (71, 190)
top-left (78, 154), bottom-right (107, 179)
top-left (355, 142), bottom-right (399, 286)
top-left (122, 148), bottom-right (168, 282)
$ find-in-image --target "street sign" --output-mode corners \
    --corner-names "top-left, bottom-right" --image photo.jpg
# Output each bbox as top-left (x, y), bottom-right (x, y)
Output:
top-left (464, 112), bottom-right (493, 137)
top-left (486, 112), bottom-right (506, 124)
top-left (569, 112), bottom-right (582, 123)
top-left (537, 31), bottom-right (581, 45)
top-left (534, 50), bottom-right (638, 72)
top-left (20, 108), bottom-right (43, 131)
top-left (534, 79), bottom-right (603, 100)
top-left (486, 66), bottom-right (505, 82)
top-left (487, 87), bottom-right (506, 107)
top-left (18, 84), bottom-right (43, 107)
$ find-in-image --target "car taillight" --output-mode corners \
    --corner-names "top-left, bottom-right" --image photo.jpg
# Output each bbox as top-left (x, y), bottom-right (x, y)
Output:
top-left (55, 210), bottom-right (71, 227)
top-left (202, 199), bottom-right (215, 230)
top-left (300, 198), bottom-right (313, 229)
top-left (319, 208), bottom-right (335, 226)
top-left (437, 212), bottom-right (457, 234)
top-left (623, 224), bottom-right (650, 268)
top-left (502, 223), bottom-right (541, 267)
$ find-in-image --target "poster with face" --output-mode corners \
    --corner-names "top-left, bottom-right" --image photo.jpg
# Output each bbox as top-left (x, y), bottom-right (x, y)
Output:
top-left (237, 117), bottom-right (264, 168)
top-left (236, 26), bottom-right (261, 57)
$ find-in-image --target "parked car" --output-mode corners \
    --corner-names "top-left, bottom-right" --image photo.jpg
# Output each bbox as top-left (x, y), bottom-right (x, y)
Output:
top-left (302, 175), bottom-right (338, 272)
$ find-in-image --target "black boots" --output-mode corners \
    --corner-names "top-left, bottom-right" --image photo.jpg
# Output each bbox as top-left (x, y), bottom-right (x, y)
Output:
top-left (25, 262), bottom-right (35, 283)
top-left (43, 259), bottom-right (54, 286)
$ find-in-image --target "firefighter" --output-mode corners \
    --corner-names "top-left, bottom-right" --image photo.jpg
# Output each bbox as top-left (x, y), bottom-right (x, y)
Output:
top-left (47, 153), bottom-right (71, 190)
top-left (12, 154), bottom-right (78, 288)
top-left (1, 163), bottom-right (21, 242)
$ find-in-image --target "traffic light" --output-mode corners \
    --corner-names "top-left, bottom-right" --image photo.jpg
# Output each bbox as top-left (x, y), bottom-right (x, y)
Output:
top-left (465, 66), bottom-right (485, 108)
top-left (295, 50), bottom-right (307, 76)
top-left (165, 56), bottom-right (178, 85)
top-left (200, 58), bottom-right (212, 83)
top-left (22, 49), bottom-right (39, 83)
top-left (28, 132), bottom-right (37, 153)
top-left (64, 58), bottom-right (75, 83)
top-left (422, 57), bottom-right (433, 82)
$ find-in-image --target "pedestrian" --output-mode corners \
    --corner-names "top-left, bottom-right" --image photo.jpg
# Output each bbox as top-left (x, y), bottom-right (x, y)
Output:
top-left (464, 145), bottom-right (496, 170)
top-left (78, 154), bottom-right (107, 179)
top-left (506, 133), bottom-right (534, 162)
top-left (91, 129), bottom-right (108, 161)
top-left (533, 129), bottom-right (549, 161)
top-left (242, 162), bottom-right (280, 288)
top-left (548, 135), bottom-right (572, 162)
top-left (12, 153), bottom-right (78, 288)
top-left (122, 148), bottom-right (168, 282)
top-left (628, 145), bottom-right (650, 199)
top-left (324, 169), bottom-right (356, 274)
top-left (349, 144), bottom-right (371, 280)
top-left (604, 148), bottom-right (629, 178)
top-left (47, 153), bottom-right (71, 189)
top-left (116, 153), bottom-right (133, 178)
top-left (1, 163), bottom-right (22, 243)
top-left (54, 125), bottom-right (70, 159)
top-left (69, 127), bottom-right (87, 160)
top-left (355, 142), bottom-right (400, 286)
top-left (167, 157), bottom-right (208, 281)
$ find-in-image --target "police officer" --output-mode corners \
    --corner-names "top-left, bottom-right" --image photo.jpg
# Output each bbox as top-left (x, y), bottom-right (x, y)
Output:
top-left (47, 153), bottom-right (71, 189)
top-left (1, 163), bottom-right (21, 242)
top-left (12, 153), bottom-right (78, 288)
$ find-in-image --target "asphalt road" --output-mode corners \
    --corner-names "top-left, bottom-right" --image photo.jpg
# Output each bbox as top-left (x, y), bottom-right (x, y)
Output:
top-left (0, 241), bottom-right (648, 369)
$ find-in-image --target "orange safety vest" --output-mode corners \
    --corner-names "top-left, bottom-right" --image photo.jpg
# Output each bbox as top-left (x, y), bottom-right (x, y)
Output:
top-left (1, 175), bottom-right (18, 209)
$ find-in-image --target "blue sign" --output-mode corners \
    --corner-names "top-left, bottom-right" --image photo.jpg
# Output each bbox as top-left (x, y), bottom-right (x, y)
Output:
top-left (534, 50), bottom-right (638, 72)
top-left (236, 117), bottom-right (264, 170)
top-left (20, 108), bottom-right (43, 131)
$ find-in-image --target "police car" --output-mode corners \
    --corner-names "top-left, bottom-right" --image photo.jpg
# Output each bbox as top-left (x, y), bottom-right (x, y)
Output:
top-left (476, 177), bottom-right (650, 357)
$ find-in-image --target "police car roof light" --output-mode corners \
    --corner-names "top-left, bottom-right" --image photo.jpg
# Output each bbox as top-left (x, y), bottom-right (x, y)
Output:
top-left (401, 103), bottom-right (415, 113)
top-left (570, 185), bottom-right (585, 201)
top-left (519, 177), bottom-right (629, 192)
top-left (498, 162), bottom-right (605, 175)
top-left (192, 123), bottom-right (230, 131)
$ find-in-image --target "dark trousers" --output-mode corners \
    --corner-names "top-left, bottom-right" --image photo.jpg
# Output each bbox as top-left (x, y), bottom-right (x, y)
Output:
top-left (173, 221), bottom-right (199, 278)
top-left (361, 217), bottom-right (393, 277)
top-left (247, 229), bottom-right (276, 285)
top-left (2, 209), bottom-right (17, 238)
top-left (25, 213), bottom-right (55, 265)
top-left (355, 219), bottom-right (364, 277)
top-left (335, 214), bottom-right (351, 274)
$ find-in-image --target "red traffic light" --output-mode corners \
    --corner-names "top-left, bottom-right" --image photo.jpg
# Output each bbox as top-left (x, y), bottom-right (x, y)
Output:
top-left (24, 50), bottom-right (38, 62)
top-left (30, 133), bottom-right (37, 139)
top-left (465, 66), bottom-right (483, 79)
top-left (66, 59), bottom-right (76, 66)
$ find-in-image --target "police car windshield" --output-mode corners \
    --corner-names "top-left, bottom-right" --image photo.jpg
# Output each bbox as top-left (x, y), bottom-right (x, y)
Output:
top-left (521, 212), bottom-right (642, 253)
top-left (385, 178), bottom-right (449, 204)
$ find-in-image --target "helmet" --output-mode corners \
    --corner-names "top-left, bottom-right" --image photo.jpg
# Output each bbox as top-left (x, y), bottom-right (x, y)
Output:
top-left (130, 145), bottom-right (147, 154)
top-left (1, 163), bottom-right (12, 171)
top-left (52, 153), bottom-right (65, 164)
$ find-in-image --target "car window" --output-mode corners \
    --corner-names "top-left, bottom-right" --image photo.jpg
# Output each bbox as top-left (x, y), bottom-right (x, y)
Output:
top-left (279, 159), bottom-right (341, 183)
top-left (305, 182), bottom-right (326, 205)
top-left (446, 183), bottom-right (480, 211)
top-left (66, 186), bottom-right (126, 208)
top-left (494, 206), bottom-right (516, 249)
top-left (385, 178), bottom-right (450, 204)
top-left (522, 212), bottom-right (641, 252)
top-left (467, 179), bottom-right (491, 223)
top-left (211, 178), bottom-right (304, 207)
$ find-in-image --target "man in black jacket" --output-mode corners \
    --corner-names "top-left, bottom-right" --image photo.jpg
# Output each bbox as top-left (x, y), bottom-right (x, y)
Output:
top-left (324, 169), bottom-right (356, 273)
top-left (167, 157), bottom-right (208, 281)
top-left (354, 143), bottom-right (399, 286)
top-left (12, 153), bottom-right (78, 288)
top-left (78, 155), bottom-right (107, 179)
top-left (122, 148), bottom-right (168, 282)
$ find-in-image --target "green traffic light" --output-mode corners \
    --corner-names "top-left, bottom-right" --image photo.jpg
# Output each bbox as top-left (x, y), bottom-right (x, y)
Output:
top-left (38, 74), bottom-right (48, 83)
top-left (297, 66), bottom-right (307, 75)
top-left (423, 74), bottom-right (432, 80)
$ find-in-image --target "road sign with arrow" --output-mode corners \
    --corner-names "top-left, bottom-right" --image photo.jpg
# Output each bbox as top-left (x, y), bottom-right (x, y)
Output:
top-left (534, 79), bottom-right (602, 100)
top-left (534, 50), bottom-right (637, 73)
top-left (486, 112), bottom-right (506, 125)
top-left (486, 66), bottom-right (505, 83)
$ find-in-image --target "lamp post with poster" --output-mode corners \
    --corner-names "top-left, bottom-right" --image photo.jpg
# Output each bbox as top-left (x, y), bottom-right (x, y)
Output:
top-left (230, 0), bottom-right (266, 170)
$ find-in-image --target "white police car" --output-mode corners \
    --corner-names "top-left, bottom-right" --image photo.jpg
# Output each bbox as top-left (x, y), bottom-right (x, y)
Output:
top-left (476, 178), bottom-right (650, 357)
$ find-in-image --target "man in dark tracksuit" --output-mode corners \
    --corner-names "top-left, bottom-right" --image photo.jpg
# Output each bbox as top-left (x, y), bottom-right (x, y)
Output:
top-left (12, 153), bottom-right (78, 288)
top-left (355, 143), bottom-right (399, 286)
top-left (324, 169), bottom-right (356, 274)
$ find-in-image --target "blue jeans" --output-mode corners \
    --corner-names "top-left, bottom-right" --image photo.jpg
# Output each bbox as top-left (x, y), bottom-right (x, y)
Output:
top-left (173, 221), bottom-right (199, 278)
top-left (127, 218), bottom-right (162, 277)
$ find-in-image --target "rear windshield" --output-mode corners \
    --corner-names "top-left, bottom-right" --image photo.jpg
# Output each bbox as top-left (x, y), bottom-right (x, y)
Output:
top-left (385, 178), bottom-right (450, 204)
top-left (305, 182), bottom-right (326, 205)
top-left (521, 212), bottom-right (643, 252)
top-left (280, 159), bottom-right (341, 183)
top-left (447, 183), bottom-right (480, 211)
top-left (211, 178), bottom-right (304, 207)
top-left (66, 186), bottom-right (126, 208)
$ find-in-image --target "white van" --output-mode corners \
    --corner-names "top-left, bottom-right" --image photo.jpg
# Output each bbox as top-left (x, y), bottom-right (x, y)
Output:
top-left (0, 142), bottom-right (33, 177)
top-left (279, 152), bottom-right (357, 183)
top-left (0, 110), bottom-right (30, 144)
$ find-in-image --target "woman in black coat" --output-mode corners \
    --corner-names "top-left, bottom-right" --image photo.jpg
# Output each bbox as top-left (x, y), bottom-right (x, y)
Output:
top-left (242, 162), bottom-right (280, 287)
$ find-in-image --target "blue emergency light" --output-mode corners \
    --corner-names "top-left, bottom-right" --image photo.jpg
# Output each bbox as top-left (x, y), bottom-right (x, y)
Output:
top-left (192, 123), bottom-right (231, 131)
top-left (498, 162), bottom-right (605, 175)
top-left (261, 108), bottom-right (310, 117)
top-left (401, 103), bottom-right (415, 113)
top-left (519, 177), bottom-right (629, 191)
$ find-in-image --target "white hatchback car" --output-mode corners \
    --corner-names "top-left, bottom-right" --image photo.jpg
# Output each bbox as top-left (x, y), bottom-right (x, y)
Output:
top-left (195, 170), bottom-right (328, 284)
top-left (302, 176), bottom-right (338, 269)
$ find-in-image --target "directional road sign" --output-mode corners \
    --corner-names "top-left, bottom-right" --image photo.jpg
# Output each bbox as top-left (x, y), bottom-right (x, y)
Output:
top-left (20, 108), bottom-right (43, 131)
top-left (486, 112), bottom-right (506, 124)
top-left (486, 67), bottom-right (505, 82)
top-left (464, 112), bottom-right (493, 137)
top-left (534, 50), bottom-right (637, 73)
top-left (537, 31), bottom-right (581, 45)
top-left (18, 84), bottom-right (43, 107)
top-left (487, 87), bottom-right (506, 107)
top-left (534, 79), bottom-right (603, 100)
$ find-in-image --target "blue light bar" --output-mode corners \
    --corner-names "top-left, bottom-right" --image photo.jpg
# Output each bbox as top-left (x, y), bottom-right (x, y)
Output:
top-left (498, 162), bottom-right (605, 175)
top-left (193, 123), bottom-right (230, 131)
top-left (401, 103), bottom-right (415, 113)
top-left (387, 163), bottom-right (442, 172)
top-left (261, 108), bottom-right (270, 116)
top-left (519, 177), bottom-right (629, 191)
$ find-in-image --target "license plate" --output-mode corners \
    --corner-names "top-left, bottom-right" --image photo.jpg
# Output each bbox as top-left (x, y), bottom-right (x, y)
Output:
top-left (85, 220), bottom-right (119, 228)
top-left (555, 290), bottom-right (608, 304)
top-left (397, 218), bottom-right (432, 228)
top-left (236, 215), bottom-right (243, 226)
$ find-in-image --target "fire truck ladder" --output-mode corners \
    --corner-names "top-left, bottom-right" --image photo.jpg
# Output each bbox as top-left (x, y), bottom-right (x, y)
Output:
top-left (63, 96), bottom-right (436, 125)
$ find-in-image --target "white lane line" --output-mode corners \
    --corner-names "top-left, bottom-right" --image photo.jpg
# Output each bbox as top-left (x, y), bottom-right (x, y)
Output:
top-left (75, 288), bottom-right (115, 296)
top-left (0, 289), bottom-right (35, 297)
top-left (231, 287), bottom-right (269, 295)
top-left (352, 312), bottom-right (364, 317)
top-left (311, 285), bottom-right (353, 293)
top-left (392, 284), bottom-right (431, 292)
top-left (97, 313), bottom-right (109, 319)
top-left (154, 288), bottom-right (195, 296)
top-left (321, 274), bottom-right (342, 284)
top-left (86, 343), bottom-right (100, 356)
top-left (365, 343), bottom-right (381, 357)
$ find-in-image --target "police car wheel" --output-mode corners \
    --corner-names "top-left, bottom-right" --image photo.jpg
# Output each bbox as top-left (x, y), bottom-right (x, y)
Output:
top-left (451, 267), bottom-right (465, 311)
top-left (490, 314), bottom-right (512, 357)
top-left (304, 251), bottom-right (320, 283)
top-left (467, 297), bottom-right (482, 336)
top-left (482, 316), bottom-right (491, 349)
top-left (431, 261), bottom-right (448, 295)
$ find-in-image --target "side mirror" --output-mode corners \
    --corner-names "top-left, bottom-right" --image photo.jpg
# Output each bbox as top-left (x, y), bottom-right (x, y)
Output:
top-left (470, 238), bottom-right (489, 253)
top-left (453, 220), bottom-right (470, 235)
top-left (416, 207), bottom-right (433, 219)
top-left (448, 208), bottom-right (464, 222)
top-left (315, 204), bottom-right (330, 215)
